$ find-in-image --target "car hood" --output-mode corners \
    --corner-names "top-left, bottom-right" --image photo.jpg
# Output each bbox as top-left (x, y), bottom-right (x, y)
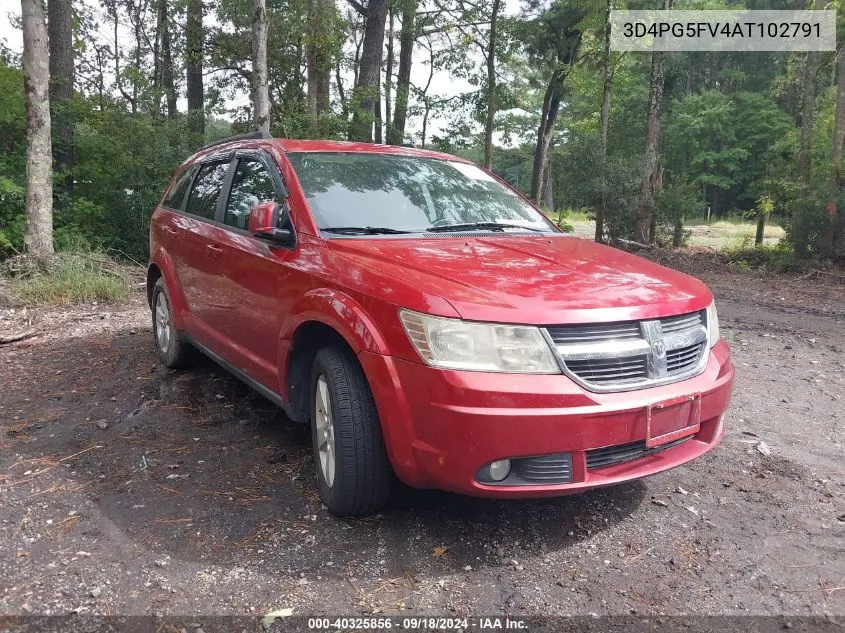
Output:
top-left (327, 235), bottom-right (712, 324)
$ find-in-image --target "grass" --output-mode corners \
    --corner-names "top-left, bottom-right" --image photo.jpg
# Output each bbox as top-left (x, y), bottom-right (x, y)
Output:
top-left (558, 208), bottom-right (594, 225)
top-left (2, 251), bottom-right (131, 307)
top-left (722, 242), bottom-right (795, 273)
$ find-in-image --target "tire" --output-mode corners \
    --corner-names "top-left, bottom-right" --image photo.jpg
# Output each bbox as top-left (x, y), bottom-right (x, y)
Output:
top-left (310, 345), bottom-right (392, 516)
top-left (151, 278), bottom-right (198, 369)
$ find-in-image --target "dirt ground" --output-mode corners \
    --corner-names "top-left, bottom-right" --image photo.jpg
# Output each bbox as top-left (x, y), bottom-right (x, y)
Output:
top-left (1, 253), bottom-right (844, 619)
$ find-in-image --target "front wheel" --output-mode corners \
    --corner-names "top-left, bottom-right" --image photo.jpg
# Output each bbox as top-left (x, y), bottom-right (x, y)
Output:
top-left (310, 346), bottom-right (392, 516)
top-left (151, 278), bottom-right (198, 369)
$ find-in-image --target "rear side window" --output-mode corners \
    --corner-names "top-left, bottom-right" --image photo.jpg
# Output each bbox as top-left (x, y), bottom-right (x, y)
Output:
top-left (185, 162), bottom-right (229, 220)
top-left (162, 168), bottom-right (192, 210)
top-left (224, 158), bottom-right (278, 229)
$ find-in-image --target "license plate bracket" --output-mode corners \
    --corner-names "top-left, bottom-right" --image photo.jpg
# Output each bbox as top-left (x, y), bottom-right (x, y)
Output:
top-left (646, 393), bottom-right (701, 448)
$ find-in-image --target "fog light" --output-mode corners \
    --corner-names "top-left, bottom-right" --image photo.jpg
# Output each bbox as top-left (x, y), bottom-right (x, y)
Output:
top-left (488, 459), bottom-right (511, 482)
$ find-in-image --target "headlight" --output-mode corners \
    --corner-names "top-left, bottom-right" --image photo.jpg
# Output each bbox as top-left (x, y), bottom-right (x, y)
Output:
top-left (707, 300), bottom-right (720, 348)
top-left (399, 309), bottom-right (559, 373)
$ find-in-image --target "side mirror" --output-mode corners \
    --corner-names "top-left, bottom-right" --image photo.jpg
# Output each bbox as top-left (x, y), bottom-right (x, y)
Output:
top-left (248, 201), bottom-right (293, 244)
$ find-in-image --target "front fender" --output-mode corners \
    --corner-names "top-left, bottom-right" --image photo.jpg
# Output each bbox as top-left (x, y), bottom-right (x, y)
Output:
top-left (279, 288), bottom-right (391, 356)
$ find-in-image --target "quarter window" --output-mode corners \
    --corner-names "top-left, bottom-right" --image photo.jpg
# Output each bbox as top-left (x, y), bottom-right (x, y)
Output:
top-left (224, 158), bottom-right (279, 229)
top-left (185, 162), bottom-right (229, 220)
top-left (162, 168), bottom-right (193, 210)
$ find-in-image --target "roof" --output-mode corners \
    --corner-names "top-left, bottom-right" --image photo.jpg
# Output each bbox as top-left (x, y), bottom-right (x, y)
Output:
top-left (186, 136), bottom-right (471, 170)
top-left (275, 139), bottom-right (469, 163)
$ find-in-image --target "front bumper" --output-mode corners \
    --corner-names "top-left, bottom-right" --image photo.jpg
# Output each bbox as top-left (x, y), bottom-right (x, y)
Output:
top-left (358, 339), bottom-right (734, 498)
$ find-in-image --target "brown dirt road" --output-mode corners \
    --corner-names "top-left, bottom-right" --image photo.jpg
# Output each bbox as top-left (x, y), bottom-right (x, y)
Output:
top-left (1, 255), bottom-right (844, 618)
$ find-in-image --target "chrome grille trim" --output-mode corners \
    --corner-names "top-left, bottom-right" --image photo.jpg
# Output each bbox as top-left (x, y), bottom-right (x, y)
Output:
top-left (544, 310), bottom-right (708, 393)
top-left (586, 436), bottom-right (692, 470)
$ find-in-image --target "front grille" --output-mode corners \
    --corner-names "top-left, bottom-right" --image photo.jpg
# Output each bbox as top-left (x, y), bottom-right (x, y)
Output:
top-left (667, 342), bottom-right (705, 373)
top-left (545, 310), bottom-right (708, 392)
top-left (586, 436), bottom-right (692, 470)
top-left (547, 322), bottom-right (641, 345)
top-left (511, 454), bottom-right (573, 484)
top-left (565, 355), bottom-right (648, 385)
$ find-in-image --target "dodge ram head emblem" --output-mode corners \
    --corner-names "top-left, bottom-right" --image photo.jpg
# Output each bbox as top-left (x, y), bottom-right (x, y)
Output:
top-left (640, 320), bottom-right (668, 378)
top-left (651, 340), bottom-right (666, 357)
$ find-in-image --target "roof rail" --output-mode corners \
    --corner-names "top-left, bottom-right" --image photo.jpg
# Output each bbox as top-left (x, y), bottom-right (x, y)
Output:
top-left (198, 130), bottom-right (272, 152)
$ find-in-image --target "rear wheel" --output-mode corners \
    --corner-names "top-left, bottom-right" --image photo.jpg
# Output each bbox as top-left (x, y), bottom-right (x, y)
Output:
top-left (151, 278), bottom-right (197, 369)
top-left (310, 346), bottom-right (391, 516)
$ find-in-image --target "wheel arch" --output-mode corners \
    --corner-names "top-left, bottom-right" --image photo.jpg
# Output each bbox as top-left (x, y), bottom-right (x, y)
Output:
top-left (279, 289), bottom-right (390, 423)
top-left (146, 249), bottom-right (188, 330)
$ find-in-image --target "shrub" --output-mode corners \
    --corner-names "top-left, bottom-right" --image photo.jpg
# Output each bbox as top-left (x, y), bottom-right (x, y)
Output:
top-left (2, 251), bottom-right (130, 307)
top-left (723, 241), bottom-right (795, 273)
top-left (654, 181), bottom-right (703, 248)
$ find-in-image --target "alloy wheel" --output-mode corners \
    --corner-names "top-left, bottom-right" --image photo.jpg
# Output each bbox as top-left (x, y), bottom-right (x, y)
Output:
top-left (314, 375), bottom-right (336, 487)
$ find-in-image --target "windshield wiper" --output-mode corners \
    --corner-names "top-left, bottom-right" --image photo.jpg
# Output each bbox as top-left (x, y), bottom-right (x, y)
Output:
top-left (426, 222), bottom-right (546, 233)
top-left (321, 226), bottom-right (412, 235)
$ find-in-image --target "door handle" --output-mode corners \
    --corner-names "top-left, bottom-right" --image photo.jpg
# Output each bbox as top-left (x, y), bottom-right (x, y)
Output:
top-left (206, 245), bottom-right (223, 257)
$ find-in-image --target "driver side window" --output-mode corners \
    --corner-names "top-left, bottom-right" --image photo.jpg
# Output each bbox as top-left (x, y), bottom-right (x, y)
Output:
top-left (224, 158), bottom-right (279, 230)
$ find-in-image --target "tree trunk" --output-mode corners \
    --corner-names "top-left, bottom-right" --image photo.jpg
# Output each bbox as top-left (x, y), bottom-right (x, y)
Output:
top-left (111, 6), bottom-right (134, 111)
top-left (307, 0), bottom-right (333, 128)
top-left (22, 0), bottom-right (54, 256)
top-left (542, 152), bottom-right (554, 211)
top-left (383, 7), bottom-right (394, 144)
top-left (374, 92), bottom-right (383, 143)
top-left (634, 0), bottom-right (671, 245)
top-left (186, 0), bottom-right (204, 141)
top-left (833, 49), bottom-right (845, 179)
top-left (530, 70), bottom-right (563, 203)
top-left (349, 0), bottom-right (388, 142)
top-left (251, 0), bottom-right (270, 133)
top-left (798, 50), bottom-right (818, 186)
top-left (336, 54), bottom-right (347, 118)
top-left (388, 0), bottom-right (416, 145)
top-left (48, 0), bottom-right (73, 210)
top-left (153, 2), bottom-right (161, 113)
top-left (131, 2), bottom-right (141, 114)
top-left (755, 210), bottom-right (767, 246)
top-left (483, 0), bottom-right (501, 169)
top-left (595, 0), bottom-right (613, 243)
top-left (823, 47), bottom-right (845, 253)
top-left (306, 1), bottom-right (318, 121)
top-left (159, 0), bottom-right (176, 118)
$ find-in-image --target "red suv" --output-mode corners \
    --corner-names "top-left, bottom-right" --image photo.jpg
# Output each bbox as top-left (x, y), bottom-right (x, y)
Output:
top-left (148, 133), bottom-right (734, 516)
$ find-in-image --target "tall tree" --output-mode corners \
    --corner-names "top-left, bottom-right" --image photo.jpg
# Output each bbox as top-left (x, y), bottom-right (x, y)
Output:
top-left (825, 46), bottom-right (845, 252)
top-left (21, 0), bottom-right (54, 256)
top-left (307, 0), bottom-right (334, 130)
top-left (634, 0), bottom-right (673, 245)
top-left (186, 0), bottom-right (204, 140)
top-left (528, 4), bottom-right (583, 203)
top-left (482, 0), bottom-right (501, 169)
top-left (384, 6), bottom-right (395, 144)
top-left (349, 0), bottom-right (388, 142)
top-left (157, 0), bottom-right (177, 118)
top-left (251, 0), bottom-right (270, 133)
top-left (798, 51), bottom-right (818, 186)
top-left (595, 0), bottom-right (613, 243)
top-left (47, 0), bottom-right (73, 208)
top-left (388, 0), bottom-right (416, 145)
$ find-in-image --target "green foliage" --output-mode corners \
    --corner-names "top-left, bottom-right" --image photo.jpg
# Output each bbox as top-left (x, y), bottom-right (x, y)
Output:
top-left (3, 0), bottom-right (844, 267)
top-left (0, 58), bottom-right (208, 260)
top-left (723, 241), bottom-right (795, 273)
top-left (783, 183), bottom-right (844, 261)
top-left (654, 181), bottom-right (703, 247)
top-left (2, 252), bottom-right (130, 307)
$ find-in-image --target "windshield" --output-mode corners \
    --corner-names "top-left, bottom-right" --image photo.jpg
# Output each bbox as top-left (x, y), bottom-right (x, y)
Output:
top-left (287, 152), bottom-right (557, 234)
